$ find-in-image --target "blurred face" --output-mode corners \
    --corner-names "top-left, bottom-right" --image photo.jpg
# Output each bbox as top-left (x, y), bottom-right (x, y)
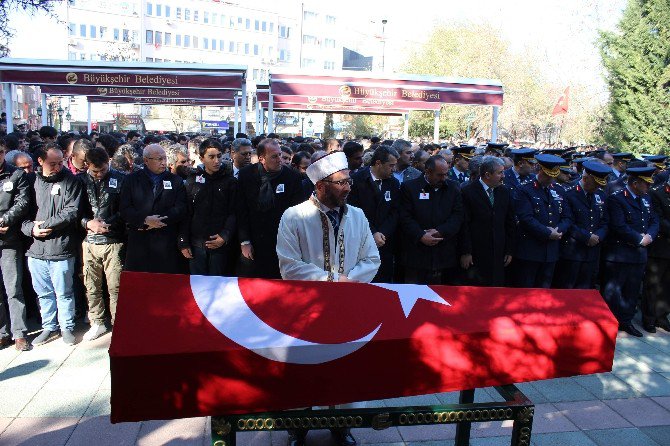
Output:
top-left (348, 150), bottom-right (364, 171)
top-left (413, 152), bottom-right (430, 172)
top-left (38, 148), bottom-right (64, 177)
top-left (517, 159), bottom-right (534, 176)
top-left (171, 152), bottom-right (190, 176)
top-left (0, 146), bottom-right (6, 167)
top-left (399, 147), bottom-right (414, 167)
top-left (280, 151), bottom-right (292, 166)
top-left (143, 148), bottom-right (167, 175)
top-left (455, 156), bottom-right (469, 172)
top-left (200, 147), bottom-right (223, 174)
top-left (14, 155), bottom-right (33, 173)
top-left (614, 159), bottom-right (627, 173)
top-left (373, 155), bottom-right (397, 180)
top-left (87, 163), bottom-right (109, 181)
top-left (71, 150), bottom-right (88, 169)
top-left (482, 164), bottom-right (504, 187)
top-left (631, 178), bottom-right (650, 195)
top-left (582, 173), bottom-right (599, 193)
top-left (602, 153), bottom-right (614, 168)
top-left (294, 157), bottom-right (311, 174)
top-left (317, 170), bottom-right (351, 208)
top-left (425, 159), bottom-right (449, 186)
top-left (259, 142), bottom-right (282, 173)
top-left (234, 144), bottom-right (253, 168)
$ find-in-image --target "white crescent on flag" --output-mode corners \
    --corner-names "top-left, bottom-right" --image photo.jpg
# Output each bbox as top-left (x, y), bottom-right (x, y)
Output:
top-left (190, 276), bottom-right (382, 365)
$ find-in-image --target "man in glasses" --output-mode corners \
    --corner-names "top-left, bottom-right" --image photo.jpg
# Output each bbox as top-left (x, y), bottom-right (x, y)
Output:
top-left (276, 151), bottom-right (380, 446)
top-left (119, 144), bottom-right (187, 274)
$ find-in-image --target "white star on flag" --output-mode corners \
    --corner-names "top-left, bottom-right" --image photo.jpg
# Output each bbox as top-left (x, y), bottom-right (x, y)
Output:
top-left (373, 283), bottom-right (450, 318)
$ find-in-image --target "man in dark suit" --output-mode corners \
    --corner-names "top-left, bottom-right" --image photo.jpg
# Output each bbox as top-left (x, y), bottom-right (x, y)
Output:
top-left (503, 148), bottom-right (537, 196)
top-left (641, 179), bottom-right (670, 332)
top-left (553, 161), bottom-right (611, 289)
top-left (447, 146), bottom-right (475, 185)
top-left (605, 152), bottom-right (633, 195)
top-left (237, 138), bottom-right (303, 279)
top-left (512, 154), bottom-right (573, 288)
top-left (348, 146), bottom-right (400, 283)
top-left (603, 166), bottom-right (659, 337)
top-left (459, 156), bottom-right (515, 286)
top-left (398, 155), bottom-right (463, 285)
top-left (120, 144), bottom-right (187, 274)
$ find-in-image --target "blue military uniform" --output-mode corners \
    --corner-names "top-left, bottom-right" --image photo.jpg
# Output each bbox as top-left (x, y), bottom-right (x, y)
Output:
top-left (644, 155), bottom-right (669, 187)
top-left (606, 152), bottom-right (634, 195)
top-left (512, 154), bottom-right (573, 288)
top-left (602, 167), bottom-right (660, 335)
top-left (504, 148), bottom-right (537, 196)
top-left (447, 146), bottom-right (475, 185)
top-left (553, 161), bottom-right (611, 289)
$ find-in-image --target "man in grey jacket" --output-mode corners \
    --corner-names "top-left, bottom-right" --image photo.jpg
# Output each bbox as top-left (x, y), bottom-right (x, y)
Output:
top-left (22, 143), bottom-right (83, 346)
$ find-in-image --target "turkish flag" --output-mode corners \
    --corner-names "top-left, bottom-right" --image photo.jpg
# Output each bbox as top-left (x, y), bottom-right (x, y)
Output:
top-left (552, 87), bottom-right (570, 116)
top-left (110, 273), bottom-right (618, 423)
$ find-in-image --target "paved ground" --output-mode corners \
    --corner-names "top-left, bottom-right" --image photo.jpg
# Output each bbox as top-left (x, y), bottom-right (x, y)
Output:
top-left (1, 315), bottom-right (670, 446)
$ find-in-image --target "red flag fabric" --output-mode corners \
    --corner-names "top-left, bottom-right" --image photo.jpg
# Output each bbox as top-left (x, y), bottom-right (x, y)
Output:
top-left (109, 272), bottom-right (618, 423)
top-left (552, 87), bottom-right (570, 116)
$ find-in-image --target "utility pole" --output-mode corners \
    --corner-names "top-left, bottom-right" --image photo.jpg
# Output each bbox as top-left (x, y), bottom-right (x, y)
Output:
top-left (381, 19), bottom-right (387, 72)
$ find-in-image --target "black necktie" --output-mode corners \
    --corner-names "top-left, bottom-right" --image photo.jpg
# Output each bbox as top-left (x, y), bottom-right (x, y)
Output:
top-left (326, 209), bottom-right (340, 235)
top-left (374, 179), bottom-right (382, 190)
top-left (458, 173), bottom-right (465, 182)
top-left (487, 187), bottom-right (495, 205)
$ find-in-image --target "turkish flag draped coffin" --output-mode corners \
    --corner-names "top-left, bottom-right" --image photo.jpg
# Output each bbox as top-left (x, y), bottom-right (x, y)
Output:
top-left (109, 273), bottom-right (618, 423)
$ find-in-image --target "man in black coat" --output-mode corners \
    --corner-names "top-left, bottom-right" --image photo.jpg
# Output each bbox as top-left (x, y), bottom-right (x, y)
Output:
top-left (398, 155), bottom-right (463, 285)
top-left (237, 138), bottom-right (303, 279)
top-left (641, 179), bottom-right (670, 332)
top-left (459, 156), bottom-right (515, 286)
top-left (348, 146), bottom-right (400, 283)
top-left (120, 144), bottom-right (187, 274)
top-left (179, 139), bottom-right (237, 276)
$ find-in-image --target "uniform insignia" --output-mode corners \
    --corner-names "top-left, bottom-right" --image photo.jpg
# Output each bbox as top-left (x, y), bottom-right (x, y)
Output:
top-left (2, 182), bottom-right (13, 192)
top-left (595, 195), bottom-right (602, 204)
top-left (109, 178), bottom-right (118, 188)
top-left (196, 175), bottom-right (206, 184)
top-left (276, 184), bottom-right (285, 193)
top-left (384, 190), bottom-right (391, 202)
top-left (163, 180), bottom-right (172, 190)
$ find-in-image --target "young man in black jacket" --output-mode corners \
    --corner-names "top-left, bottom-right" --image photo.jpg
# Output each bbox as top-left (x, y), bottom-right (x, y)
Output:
top-left (179, 139), bottom-right (237, 276)
top-left (0, 136), bottom-right (31, 351)
top-left (22, 143), bottom-right (83, 346)
top-left (79, 147), bottom-right (126, 341)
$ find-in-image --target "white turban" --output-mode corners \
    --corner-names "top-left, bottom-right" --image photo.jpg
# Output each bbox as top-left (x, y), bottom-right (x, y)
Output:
top-left (306, 151), bottom-right (349, 185)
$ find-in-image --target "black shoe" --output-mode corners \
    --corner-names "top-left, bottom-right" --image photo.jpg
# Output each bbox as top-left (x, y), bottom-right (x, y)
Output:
top-left (286, 429), bottom-right (307, 446)
top-left (643, 322), bottom-right (657, 333)
top-left (620, 323), bottom-right (643, 337)
top-left (330, 428), bottom-right (357, 446)
top-left (657, 318), bottom-right (670, 332)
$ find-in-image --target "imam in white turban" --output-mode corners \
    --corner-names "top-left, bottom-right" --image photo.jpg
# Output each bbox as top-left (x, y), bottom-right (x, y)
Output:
top-left (306, 151), bottom-right (349, 185)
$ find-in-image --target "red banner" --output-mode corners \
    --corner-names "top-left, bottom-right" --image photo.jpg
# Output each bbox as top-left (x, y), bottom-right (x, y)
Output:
top-left (1, 70), bottom-right (243, 89)
top-left (87, 96), bottom-right (235, 106)
top-left (258, 95), bottom-right (441, 111)
top-left (110, 273), bottom-right (617, 423)
top-left (40, 85), bottom-right (238, 100)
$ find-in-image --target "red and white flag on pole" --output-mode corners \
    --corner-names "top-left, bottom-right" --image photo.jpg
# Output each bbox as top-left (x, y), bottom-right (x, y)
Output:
top-left (110, 272), bottom-right (617, 423)
top-left (552, 87), bottom-right (570, 116)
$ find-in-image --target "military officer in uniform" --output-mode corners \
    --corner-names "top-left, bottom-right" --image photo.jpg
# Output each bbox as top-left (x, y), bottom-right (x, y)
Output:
top-left (512, 154), bottom-right (573, 288)
top-left (447, 146), bottom-right (475, 185)
top-left (602, 166), bottom-right (659, 337)
top-left (484, 142), bottom-right (508, 157)
top-left (641, 176), bottom-right (670, 332)
top-left (503, 148), bottom-right (538, 195)
top-left (606, 152), bottom-right (634, 195)
top-left (644, 155), bottom-right (669, 186)
top-left (553, 161), bottom-right (611, 289)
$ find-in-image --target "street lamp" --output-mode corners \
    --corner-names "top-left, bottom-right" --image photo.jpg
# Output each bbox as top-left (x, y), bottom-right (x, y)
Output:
top-left (381, 19), bottom-right (388, 72)
top-left (66, 110), bottom-right (72, 122)
top-left (308, 118), bottom-right (313, 127)
top-left (301, 117), bottom-right (305, 135)
top-left (36, 106), bottom-right (42, 118)
top-left (57, 106), bottom-right (64, 132)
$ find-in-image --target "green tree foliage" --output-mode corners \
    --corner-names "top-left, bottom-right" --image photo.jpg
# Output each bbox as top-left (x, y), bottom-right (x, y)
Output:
top-left (599, 0), bottom-right (670, 154)
top-left (322, 113), bottom-right (335, 139)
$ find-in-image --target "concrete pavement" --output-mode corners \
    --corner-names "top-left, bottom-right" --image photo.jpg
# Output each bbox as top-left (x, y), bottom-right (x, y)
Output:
top-left (1, 316), bottom-right (670, 446)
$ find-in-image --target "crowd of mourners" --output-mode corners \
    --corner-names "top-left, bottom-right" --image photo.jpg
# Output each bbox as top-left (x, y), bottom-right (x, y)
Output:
top-left (0, 123), bottom-right (668, 352)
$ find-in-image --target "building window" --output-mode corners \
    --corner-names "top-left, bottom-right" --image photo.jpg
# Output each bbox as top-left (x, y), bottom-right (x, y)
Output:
top-left (90, 25), bottom-right (97, 38)
top-left (194, 10), bottom-right (199, 22)
top-left (302, 35), bottom-right (317, 45)
top-left (212, 13), bottom-right (218, 24)
top-left (155, 58), bottom-right (162, 63)
top-left (184, 9), bottom-right (190, 20)
top-left (324, 61), bottom-right (335, 70)
top-left (326, 15), bottom-right (336, 24)
top-left (279, 25), bottom-right (290, 38)
top-left (204, 38), bottom-right (209, 49)
top-left (324, 38), bottom-right (336, 48)
top-left (68, 23), bottom-right (76, 36)
top-left (303, 11), bottom-right (317, 21)
top-left (155, 31), bottom-right (162, 45)
top-left (221, 15), bottom-right (226, 26)
top-left (80, 24), bottom-right (87, 37)
top-left (165, 32), bottom-right (172, 45)
top-left (165, 6), bottom-right (170, 17)
top-left (146, 30), bottom-right (153, 44)
top-left (146, 2), bottom-right (152, 15)
top-left (279, 49), bottom-right (291, 61)
top-left (204, 12), bottom-right (209, 23)
top-left (253, 69), bottom-right (259, 80)
top-left (176, 34), bottom-right (181, 46)
top-left (229, 41), bottom-right (235, 52)
top-left (254, 19), bottom-right (259, 31)
top-left (261, 21), bottom-right (267, 32)
top-left (69, 52), bottom-right (76, 60)
top-left (99, 26), bottom-right (107, 40)
top-left (193, 36), bottom-right (198, 48)
top-left (229, 17), bottom-right (236, 28)
top-left (113, 28), bottom-right (120, 40)
top-left (244, 18), bottom-right (250, 29)
top-left (146, 57), bottom-right (154, 62)
top-left (269, 22), bottom-right (274, 33)
top-left (184, 35), bottom-right (190, 47)
top-left (238, 17), bottom-right (243, 27)
top-left (176, 7), bottom-right (181, 19)
top-left (123, 29), bottom-right (130, 42)
top-left (244, 43), bottom-right (249, 54)
top-left (302, 58), bottom-right (315, 68)
top-left (219, 40), bottom-right (224, 51)
top-left (80, 53), bottom-right (86, 60)
top-left (211, 39), bottom-right (216, 50)
top-left (253, 44), bottom-right (259, 56)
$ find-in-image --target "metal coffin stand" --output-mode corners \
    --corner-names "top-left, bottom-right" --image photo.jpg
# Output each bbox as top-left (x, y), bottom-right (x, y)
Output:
top-left (211, 384), bottom-right (534, 446)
